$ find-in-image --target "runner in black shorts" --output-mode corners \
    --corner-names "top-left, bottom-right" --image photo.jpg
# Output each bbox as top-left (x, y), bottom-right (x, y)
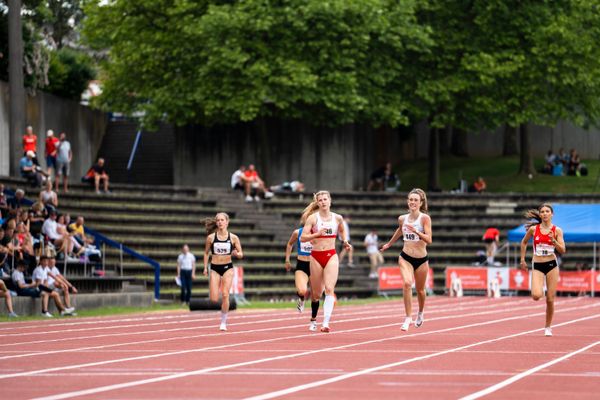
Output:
top-left (285, 217), bottom-right (320, 331)
top-left (203, 212), bottom-right (243, 332)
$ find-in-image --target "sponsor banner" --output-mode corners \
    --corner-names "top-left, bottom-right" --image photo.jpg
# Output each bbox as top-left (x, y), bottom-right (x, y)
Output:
top-left (556, 270), bottom-right (593, 292)
top-left (509, 269), bottom-right (530, 290)
top-left (378, 266), bottom-right (434, 291)
top-left (230, 266), bottom-right (244, 295)
top-left (445, 267), bottom-right (488, 289)
top-left (487, 267), bottom-right (509, 290)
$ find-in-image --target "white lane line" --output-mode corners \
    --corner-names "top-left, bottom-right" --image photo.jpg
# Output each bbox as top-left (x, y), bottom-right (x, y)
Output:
top-left (243, 313), bottom-right (600, 400)
top-left (30, 304), bottom-right (600, 400)
top-left (458, 340), bottom-right (600, 400)
top-left (0, 297), bottom-right (524, 359)
top-left (0, 299), bottom-right (555, 378)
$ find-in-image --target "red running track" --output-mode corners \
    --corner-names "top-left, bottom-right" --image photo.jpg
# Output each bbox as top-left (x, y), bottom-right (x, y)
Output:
top-left (0, 296), bottom-right (598, 399)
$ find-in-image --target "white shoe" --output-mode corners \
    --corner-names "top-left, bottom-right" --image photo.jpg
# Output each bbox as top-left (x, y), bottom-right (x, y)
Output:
top-left (544, 327), bottom-right (553, 337)
top-left (254, 195), bottom-right (261, 202)
top-left (65, 307), bottom-right (76, 314)
top-left (245, 195), bottom-right (253, 202)
top-left (415, 313), bottom-right (424, 328)
top-left (368, 272), bottom-right (378, 278)
top-left (401, 317), bottom-right (412, 331)
top-left (264, 191), bottom-right (274, 199)
top-left (309, 320), bottom-right (317, 331)
top-left (41, 312), bottom-right (54, 318)
top-left (219, 323), bottom-right (227, 331)
top-left (296, 298), bottom-right (305, 313)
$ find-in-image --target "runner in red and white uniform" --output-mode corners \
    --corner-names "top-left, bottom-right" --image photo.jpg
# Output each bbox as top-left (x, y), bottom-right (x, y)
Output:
top-left (380, 188), bottom-right (432, 332)
top-left (300, 191), bottom-right (351, 333)
top-left (519, 203), bottom-right (566, 337)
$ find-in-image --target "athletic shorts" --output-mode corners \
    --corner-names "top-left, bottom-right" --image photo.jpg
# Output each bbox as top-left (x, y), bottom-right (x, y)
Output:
top-left (295, 260), bottom-right (310, 276)
top-left (210, 263), bottom-right (234, 276)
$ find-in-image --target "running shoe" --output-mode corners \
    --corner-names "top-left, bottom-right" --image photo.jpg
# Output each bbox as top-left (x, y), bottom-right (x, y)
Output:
top-left (8, 312), bottom-right (18, 318)
top-left (41, 311), bottom-right (54, 318)
top-left (296, 298), bottom-right (305, 313)
top-left (401, 317), bottom-right (412, 331)
top-left (544, 327), bottom-right (553, 337)
top-left (320, 323), bottom-right (330, 333)
top-left (219, 323), bottom-right (227, 331)
top-left (414, 313), bottom-right (424, 328)
top-left (309, 320), bottom-right (317, 331)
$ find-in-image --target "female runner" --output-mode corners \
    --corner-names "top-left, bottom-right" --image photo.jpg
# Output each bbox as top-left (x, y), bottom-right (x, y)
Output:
top-left (301, 191), bottom-right (351, 332)
top-left (519, 203), bottom-right (566, 336)
top-left (203, 212), bottom-right (243, 331)
top-left (381, 188), bottom-right (432, 331)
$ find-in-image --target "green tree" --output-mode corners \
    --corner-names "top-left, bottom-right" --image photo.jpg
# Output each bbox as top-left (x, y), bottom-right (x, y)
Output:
top-left (83, 0), bottom-right (431, 128)
top-left (46, 47), bottom-right (95, 100)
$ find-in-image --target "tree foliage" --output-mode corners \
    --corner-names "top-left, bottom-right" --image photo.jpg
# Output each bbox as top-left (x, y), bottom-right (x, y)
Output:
top-left (82, 0), bottom-right (431, 127)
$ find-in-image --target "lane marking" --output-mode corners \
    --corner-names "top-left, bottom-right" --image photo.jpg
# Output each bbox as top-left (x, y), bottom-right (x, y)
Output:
top-left (459, 340), bottom-right (600, 400)
top-left (29, 304), bottom-right (600, 400)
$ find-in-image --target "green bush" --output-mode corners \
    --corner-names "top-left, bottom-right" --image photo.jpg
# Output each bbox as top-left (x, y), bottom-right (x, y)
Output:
top-left (46, 48), bottom-right (95, 101)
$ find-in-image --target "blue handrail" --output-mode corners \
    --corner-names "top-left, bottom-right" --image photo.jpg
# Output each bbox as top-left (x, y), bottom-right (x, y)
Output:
top-left (3, 187), bottom-right (161, 300)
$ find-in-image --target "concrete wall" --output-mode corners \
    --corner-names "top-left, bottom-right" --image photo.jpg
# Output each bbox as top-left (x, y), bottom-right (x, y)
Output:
top-left (0, 80), bottom-right (107, 179)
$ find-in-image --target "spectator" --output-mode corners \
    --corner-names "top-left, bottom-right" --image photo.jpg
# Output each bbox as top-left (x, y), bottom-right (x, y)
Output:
top-left (12, 260), bottom-right (47, 315)
top-left (28, 201), bottom-right (47, 238)
top-left (367, 162), bottom-right (399, 191)
top-left (568, 149), bottom-right (581, 176)
top-left (242, 164), bottom-right (273, 202)
top-left (230, 165), bottom-right (246, 192)
top-left (7, 189), bottom-right (27, 211)
top-left (270, 180), bottom-right (305, 193)
top-left (556, 147), bottom-right (569, 167)
top-left (0, 184), bottom-right (8, 220)
top-left (57, 214), bottom-right (82, 259)
top-left (338, 215), bottom-right (354, 267)
top-left (92, 158), bottom-right (110, 194)
top-left (32, 256), bottom-right (72, 316)
top-left (42, 210), bottom-right (69, 256)
top-left (39, 179), bottom-right (59, 213)
top-left (68, 216), bottom-right (94, 247)
top-left (176, 244), bottom-right (196, 305)
top-left (22, 125), bottom-right (39, 166)
top-left (45, 254), bottom-right (77, 313)
top-left (482, 226), bottom-right (500, 266)
top-left (20, 151), bottom-right (44, 187)
top-left (543, 150), bottom-right (557, 174)
top-left (470, 176), bottom-right (487, 193)
top-left (55, 132), bottom-right (72, 193)
top-left (0, 279), bottom-right (18, 317)
top-left (44, 130), bottom-right (60, 180)
top-left (364, 229), bottom-right (384, 279)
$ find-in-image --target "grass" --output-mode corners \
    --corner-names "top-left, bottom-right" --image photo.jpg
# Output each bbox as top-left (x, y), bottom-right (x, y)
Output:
top-left (398, 156), bottom-right (600, 193)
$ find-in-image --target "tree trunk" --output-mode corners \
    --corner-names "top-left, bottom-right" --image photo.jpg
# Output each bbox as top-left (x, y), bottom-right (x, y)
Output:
top-left (503, 124), bottom-right (519, 156)
top-left (518, 123), bottom-right (535, 175)
top-left (428, 127), bottom-right (441, 191)
top-left (8, 0), bottom-right (26, 177)
top-left (450, 127), bottom-right (469, 157)
top-left (439, 125), bottom-right (450, 155)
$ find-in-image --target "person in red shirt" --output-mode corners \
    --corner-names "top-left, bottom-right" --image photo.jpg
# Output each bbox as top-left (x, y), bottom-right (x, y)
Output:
top-left (482, 227), bottom-right (500, 265)
top-left (242, 164), bottom-right (273, 202)
top-left (22, 126), bottom-right (39, 166)
top-left (471, 176), bottom-right (487, 193)
top-left (519, 204), bottom-right (566, 337)
top-left (44, 130), bottom-right (60, 180)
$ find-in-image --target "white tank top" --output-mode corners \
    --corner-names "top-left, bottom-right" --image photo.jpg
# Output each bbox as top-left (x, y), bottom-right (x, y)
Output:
top-left (313, 212), bottom-right (339, 239)
top-left (402, 213), bottom-right (424, 242)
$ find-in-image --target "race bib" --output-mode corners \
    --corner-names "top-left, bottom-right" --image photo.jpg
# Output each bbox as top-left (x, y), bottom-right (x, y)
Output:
top-left (535, 244), bottom-right (555, 257)
top-left (300, 241), bottom-right (313, 253)
top-left (213, 242), bottom-right (231, 255)
top-left (402, 227), bottom-right (420, 242)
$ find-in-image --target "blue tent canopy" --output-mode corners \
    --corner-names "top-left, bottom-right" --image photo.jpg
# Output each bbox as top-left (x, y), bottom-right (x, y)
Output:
top-left (508, 204), bottom-right (600, 243)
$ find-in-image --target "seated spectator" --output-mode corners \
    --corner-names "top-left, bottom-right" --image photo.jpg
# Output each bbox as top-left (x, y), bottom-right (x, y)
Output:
top-left (32, 256), bottom-right (72, 316)
top-left (28, 201), bottom-right (47, 238)
top-left (57, 214), bottom-right (83, 259)
top-left (12, 260), bottom-right (46, 314)
top-left (556, 147), bottom-right (569, 167)
top-left (230, 165), bottom-right (246, 192)
top-left (8, 189), bottom-right (27, 211)
top-left (68, 216), bottom-right (94, 247)
top-left (42, 210), bottom-right (69, 257)
top-left (543, 150), bottom-right (557, 174)
top-left (0, 184), bottom-right (8, 220)
top-left (0, 228), bottom-right (8, 273)
top-left (367, 162), bottom-right (399, 191)
top-left (45, 254), bottom-right (77, 313)
top-left (470, 176), bottom-right (487, 193)
top-left (20, 151), bottom-right (44, 187)
top-left (39, 179), bottom-right (59, 213)
top-left (270, 180), bottom-right (305, 193)
top-left (83, 158), bottom-right (110, 194)
top-left (568, 149), bottom-right (581, 176)
top-left (243, 164), bottom-right (273, 202)
top-left (0, 279), bottom-right (18, 317)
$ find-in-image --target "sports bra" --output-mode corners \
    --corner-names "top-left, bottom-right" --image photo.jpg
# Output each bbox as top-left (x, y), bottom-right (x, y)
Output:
top-left (313, 213), bottom-right (339, 239)
top-left (297, 227), bottom-right (313, 256)
top-left (533, 225), bottom-right (556, 257)
top-left (402, 213), bottom-right (424, 242)
top-left (211, 232), bottom-right (232, 256)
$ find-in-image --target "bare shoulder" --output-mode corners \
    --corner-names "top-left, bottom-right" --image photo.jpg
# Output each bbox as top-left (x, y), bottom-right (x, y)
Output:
top-left (422, 213), bottom-right (432, 223)
top-left (230, 233), bottom-right (241, 242)
top-left (398, 214), bottom-right (406, 224)
top-left (206, 233), bottom-right (215, 243)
